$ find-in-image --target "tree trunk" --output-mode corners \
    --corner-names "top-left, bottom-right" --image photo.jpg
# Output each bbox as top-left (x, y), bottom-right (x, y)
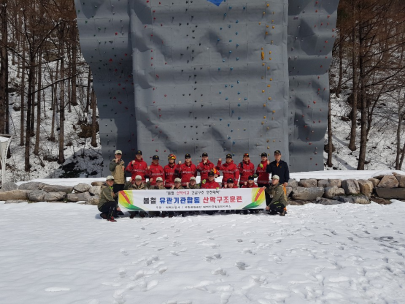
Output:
top-left (395, 112), bottom-right (403, 170)
top-left (91, 87), bottom-right (97, 147)
top-left (348, 0), bottom-right (357, 152)
top-left (34, 50), bottom-right (42, 155)
top-left (86, 67), bottom-right (91, 113)
top-left (336, 32), bottom-right (344, 98)
top-left (357, 18), bottom-right (368, 170)
top-left (0, 1), bottom-right (8, 134)
top-left (20, 44), bottom-right (26, 146)
top-left (25, 53), bottom-right (35, 172)
top-left (327, 95), bottom-right (333, 167)
top-left (58, 32), bottom-right (65, 164)
top-left (71, 26), bottom-right (78, 107)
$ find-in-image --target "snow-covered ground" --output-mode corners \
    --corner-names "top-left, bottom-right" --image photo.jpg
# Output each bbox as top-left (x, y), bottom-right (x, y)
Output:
top-left (0, 200), bottom-right (404, 304)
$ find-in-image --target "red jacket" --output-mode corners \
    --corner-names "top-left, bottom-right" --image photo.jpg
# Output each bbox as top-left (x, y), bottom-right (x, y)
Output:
top-left (242, 182), bottom-right (258, 188)
top-left (164, 163), bottom-right (179, 188)
top-left (147, 163), bottom-right (165, 186)
top-left (201, 180), bottom-right (221, 189)
top-left (177, 162), bottom-right (197, 187)
top-left (197, 160), bottom-right (215, 181)
top-left (126, 158), bottom-right (148, 181)
top-left (256, 160), bottom-right (269, 185)
top-left (216, 160), bottom-right (239, 186)
top-left (238, 160), bottom-right (255, 185)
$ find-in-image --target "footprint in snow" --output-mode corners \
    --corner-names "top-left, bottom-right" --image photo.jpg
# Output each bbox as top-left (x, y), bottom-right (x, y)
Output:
top-left (119, 268), bottom-right (126, 278)
top-left (236, 261), bottom-right (247, 270)
top-left (120, 249), bottom-right (129, 256)
top-left (146, 255), bottom-right (159, 266)
top-left (242, 248), bottom-right (255, 255)
top-left (212, 268), bottom-right (227, 276)
top-left (170, 251), bottom-right (180, 256)
top-left (207, 229), bottom-right (213, 233)
top-left (159, 267), bottom-right (168, 274)
top-left (145, 280), bottom-right (158, 291)
top-left (236, 239), bottom-right (243, 242)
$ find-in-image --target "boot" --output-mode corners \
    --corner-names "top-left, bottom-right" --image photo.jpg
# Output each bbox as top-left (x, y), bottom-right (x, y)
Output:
top-left (108, 217), bottom-right (117, 222)
top-left (279, 209), bottom-right (286, 216)
top-left (100, 213), bottom-right (107, 219)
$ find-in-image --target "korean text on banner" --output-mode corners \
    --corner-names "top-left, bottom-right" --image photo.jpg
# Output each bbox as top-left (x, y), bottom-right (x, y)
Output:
top-left (118, 188), bottom-right (266, 212)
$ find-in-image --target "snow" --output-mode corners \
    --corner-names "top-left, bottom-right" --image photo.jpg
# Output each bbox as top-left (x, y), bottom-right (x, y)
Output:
top-left (0, 201), bottom-right (404, 304)
top-left (0, 136), bottom-right (11, 143)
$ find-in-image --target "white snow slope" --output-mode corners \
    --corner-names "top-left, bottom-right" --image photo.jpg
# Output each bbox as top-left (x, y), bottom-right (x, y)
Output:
top-left (0, 201), bottom-right (404, 304)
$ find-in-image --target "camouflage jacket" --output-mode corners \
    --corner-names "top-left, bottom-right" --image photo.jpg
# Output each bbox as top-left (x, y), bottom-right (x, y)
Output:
top-left (187, 183), bottom-right (200, 189)
top-left (124, 181), bottom-right (147, 190)
top-left (98, 184), bottom-right (115, 209)
top-left (265, 184), bottom-right (287, 207)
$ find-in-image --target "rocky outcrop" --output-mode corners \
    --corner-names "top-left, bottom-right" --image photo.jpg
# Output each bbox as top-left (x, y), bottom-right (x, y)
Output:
top-left (73, 183), bottom-right (91, 193)
top-left (292, 187), bottom-right (324, 201)
top-left (91, 181), bottom-right (105, 187)
top-left (317, 179), bottom-right (342, 188)
top-left (342, 179), bottom-right (360, 195)
top-left (315, 197), bottom-right (345, 205)
top-left (317, 180), bottom-right (329, 188)
top-left (368, 178), bottom-right (380, 187)
top-left (336, 195), bottom-right (370, 204)
top-left (44, 192), bottom-right (66, 202)
top-left (324, 186), bottom-right (345, 199)
top-left (288, 179), bottom-right (298, 188)
top-left (377, 175), bottom-right (399, 188)
top-left (298, 179), bottom-right (317, 188)
top-left (394, 174), bottom-right (405, 188)
top-left (89, 186), bottom-right (101, 196)
top-left (87, 196), bottom-right (100, 205)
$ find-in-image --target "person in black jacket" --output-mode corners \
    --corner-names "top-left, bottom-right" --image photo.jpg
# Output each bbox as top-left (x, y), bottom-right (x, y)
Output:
top-left (266, 150), bottom-right (290, 187)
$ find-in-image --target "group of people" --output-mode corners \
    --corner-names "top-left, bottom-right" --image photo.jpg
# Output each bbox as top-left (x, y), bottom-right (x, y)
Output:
top-left (98, 150), bottom-right (290, 222)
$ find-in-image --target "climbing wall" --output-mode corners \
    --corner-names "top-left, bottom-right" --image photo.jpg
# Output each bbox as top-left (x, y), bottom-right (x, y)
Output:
top-left (74, 0), bottom-right (339, 175)
top-left (287, 0), bottom-right (339, 172)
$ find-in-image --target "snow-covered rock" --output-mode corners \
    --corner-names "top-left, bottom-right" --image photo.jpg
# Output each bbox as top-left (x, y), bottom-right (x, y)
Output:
top-left (342, 179), bottom-right (360, 195)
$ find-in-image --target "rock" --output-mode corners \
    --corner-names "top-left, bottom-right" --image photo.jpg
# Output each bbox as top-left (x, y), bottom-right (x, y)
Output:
top-left (0, 190), bottom-right (29, 201)
top-left (89, 186), bottom-right (101, 196)
top-left (394, 174), bottom-right (405, 188)
top-left (288, 200), bottom-right (312, 205)
top-left (91, 181), bottom-right (105, 187)
top-left (341, 179), bottom-right (360, 195)
top-left (287, 179), bottom-right (298, 188)
top-left (292, 187), bottom-right (324, 201)
top-left (28, 190), bottom-right (47, 202)
top-left (67, 192), bottom-right (92, 202)
top-left (285, 186), bottom-right (293, 198)
top-left (0, 182), bottom-right (18, 192)
top-left (87, 195), bottom-right (100, 205)
top-left (73, 183), bottom-right (91, 193)
top-left (357, 180), bottom-right (374, 198)
top-left (368, 178), bottom-right (380, 187)
top-left (18, 182), bottom-right (46, 191)
top-left (377, 175), bottom-right (399, 188)
top-left (298, 179), bottom-right (317, 188)
top-left (336, 195), bottom-right (370, 204)
top-left (315, 197), bottom-right (344, 205)
top-left (317, 180), bottom-right (329, 188)
top-left (373, 175), bottom-right (385, 180)
top-left (324, 186), bottom-right (345, 199)
top-left (376, 188), bottom-right (405, 200)
top-left (44, 192), bottom-right (66, 202)
top-left (370, 196), bottom-right (392, 205)
top-left (5, 200), bottom-right (26, 204)
top-left (329, 179), bottom-right (342, 188)
top-left (42, 185), bottom-right (73, 194)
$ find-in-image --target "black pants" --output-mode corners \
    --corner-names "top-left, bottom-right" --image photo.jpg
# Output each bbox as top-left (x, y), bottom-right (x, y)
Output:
top-left (269, 202), bottom-right (285, 213)
top-left (98, 201), bottom-right (118, 218)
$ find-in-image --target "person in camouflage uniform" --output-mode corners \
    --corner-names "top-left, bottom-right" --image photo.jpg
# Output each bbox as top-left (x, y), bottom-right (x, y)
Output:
top-left (98, 176), bottom-right (118, 222)
top-left (187, 177), bottom-right (200, 189)
top-left (265, 175), bottom-right (287, 216)
top-left (109, 150), bottom-right (126, 194)
top-left (124, 175), bottom-right (148, 218)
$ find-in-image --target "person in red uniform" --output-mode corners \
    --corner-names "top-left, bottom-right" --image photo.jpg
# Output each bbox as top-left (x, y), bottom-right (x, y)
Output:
top-left (126, 150), bottom-right (148, 182)
top-left (197, 152), bottom-right (215, 183)
top-left (164, 154), bottom-right (178, 189)
top-left (216, 154), bottom-right (240, 187)
top-left (177, 153), bottom-right (197, 187)
top-left (147, 155), bottom-right (165, 186)
top-left (256, 152), bottom-right (270, 187)
top-left (238, 153), bottom-right (255, 187)
top-left (201, 171), bottom-right (221, 189)
top-left (223, 178), bottom-right (238, 188)
top-left (242, 175), bottom-right (258, 188)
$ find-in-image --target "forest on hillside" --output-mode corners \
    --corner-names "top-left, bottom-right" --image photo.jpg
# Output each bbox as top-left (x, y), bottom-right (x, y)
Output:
top-left (0, 0), bottom-right (405, 180)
